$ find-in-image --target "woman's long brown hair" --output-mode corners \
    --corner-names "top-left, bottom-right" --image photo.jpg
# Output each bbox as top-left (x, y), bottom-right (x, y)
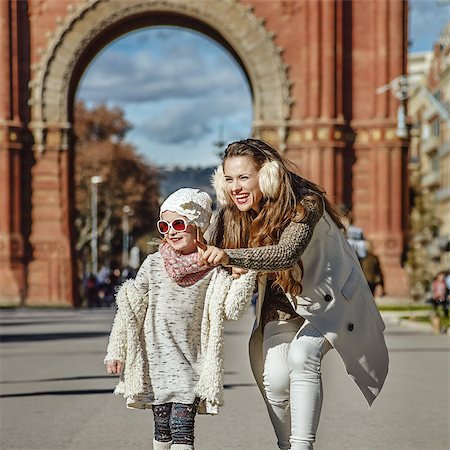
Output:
top-left (210, 139), bottom-right (344, 296)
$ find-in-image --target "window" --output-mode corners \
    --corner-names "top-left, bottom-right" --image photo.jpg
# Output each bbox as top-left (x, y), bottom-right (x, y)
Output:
top-left (431, 118), bottom-right (440, 137)
top-left (430, 152), bottom-right (439, 172)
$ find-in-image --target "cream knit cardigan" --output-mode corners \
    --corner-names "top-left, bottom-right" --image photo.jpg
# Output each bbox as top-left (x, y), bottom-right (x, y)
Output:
top-left (105, 266), bottom-right (257, 414)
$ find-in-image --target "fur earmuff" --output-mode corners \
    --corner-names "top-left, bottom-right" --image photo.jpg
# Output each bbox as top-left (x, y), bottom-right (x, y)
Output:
top-left (259, 160), bottom-right (281, 199)
top-left (211, 165), bottom-right (230, 206)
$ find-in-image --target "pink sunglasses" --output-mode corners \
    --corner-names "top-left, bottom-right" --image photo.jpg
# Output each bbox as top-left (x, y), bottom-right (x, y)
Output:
top-left (157, 218), bottom-right (191, 234)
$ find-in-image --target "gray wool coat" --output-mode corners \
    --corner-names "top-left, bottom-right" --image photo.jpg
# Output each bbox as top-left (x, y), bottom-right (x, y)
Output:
top-left (249, 211), bottom-right (389, 406)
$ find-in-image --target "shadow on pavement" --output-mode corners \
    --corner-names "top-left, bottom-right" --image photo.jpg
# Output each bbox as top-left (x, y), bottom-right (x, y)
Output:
top-left (224, 383), bottom-right (256, 389)
top-left (0, 375), bottom-right (112, 384)
top-left (388, 347), bottom-right (449, 352)
top-left (0, 389), bottom-right (112, 398)
top-left (0, 331), bottom-right (109, 343)
top-left (2, 385), bottom-right (258, 398)
top-left (0, 320), bottom-right (111, 327)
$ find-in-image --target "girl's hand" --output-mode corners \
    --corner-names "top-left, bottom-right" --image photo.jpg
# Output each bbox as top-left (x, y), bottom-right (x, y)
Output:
top-left (106, 361), bottom-right (123, 375)
top-left (195, 241), bottom-right (230, 266)
top-left (231, 267), bottom-right (248, 279)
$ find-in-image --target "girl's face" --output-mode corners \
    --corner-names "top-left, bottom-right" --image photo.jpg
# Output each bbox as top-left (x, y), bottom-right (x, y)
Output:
top-left (160, 211), bottom-right (197, 254)
top-left (223, 156), bottom-right (263, 212)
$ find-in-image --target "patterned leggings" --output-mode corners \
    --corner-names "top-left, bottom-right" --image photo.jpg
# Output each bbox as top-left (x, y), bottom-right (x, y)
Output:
top-left (152, 399), bottom-right (199, 445)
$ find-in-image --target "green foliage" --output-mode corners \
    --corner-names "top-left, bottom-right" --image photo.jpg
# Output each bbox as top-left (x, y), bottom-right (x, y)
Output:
top-left (404, 172), bottom-right (441, 301)
top-left (401, 314), bottom-right (450, 329)
top-left (378, 305), bottom-right (433, 311)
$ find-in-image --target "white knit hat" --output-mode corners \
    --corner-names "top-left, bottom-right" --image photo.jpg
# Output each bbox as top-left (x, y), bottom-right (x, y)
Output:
top-left (160, 188), bottom-right (212, 232)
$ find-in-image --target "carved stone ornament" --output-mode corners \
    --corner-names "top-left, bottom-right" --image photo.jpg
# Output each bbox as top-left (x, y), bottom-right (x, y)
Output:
top-left (32, 240), bottom-right (69, 257)
top-left (30, 0), bottom-right (293, 149)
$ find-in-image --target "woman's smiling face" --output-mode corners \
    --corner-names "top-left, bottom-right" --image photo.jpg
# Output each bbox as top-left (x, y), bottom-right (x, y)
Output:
top-left (223, 156), bottom-right (263, 212)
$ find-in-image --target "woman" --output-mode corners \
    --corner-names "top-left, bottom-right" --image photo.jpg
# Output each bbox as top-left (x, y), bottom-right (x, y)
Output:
top-left (199, 139), bottom-right (389, 450)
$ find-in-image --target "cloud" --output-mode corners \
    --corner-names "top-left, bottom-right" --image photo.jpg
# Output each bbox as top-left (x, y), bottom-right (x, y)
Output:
top-left (80, 51), bottom-right (206, 102)
top-left (78, 28), bottom-right (248, 104)
top-left (139, 103), bottom-right (212, 144)
top-left (133, 86), bottom-right (251, 145)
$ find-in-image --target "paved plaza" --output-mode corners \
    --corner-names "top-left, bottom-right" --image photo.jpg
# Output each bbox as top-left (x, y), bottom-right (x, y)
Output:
top-left (1, 307), bottom-right (449, 450)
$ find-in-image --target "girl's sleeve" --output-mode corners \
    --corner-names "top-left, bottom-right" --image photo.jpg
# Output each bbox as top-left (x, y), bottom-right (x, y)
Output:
top-left (104, 299), bottom-right (127, 363)
top-left (104, 257), bottom-right (151, 363)
top-left (133, 256), bottom-right (150, 296)
top-left (225, 196), bottom-right (323, 271)
top-left (222, 269), bottom-right (258, 320)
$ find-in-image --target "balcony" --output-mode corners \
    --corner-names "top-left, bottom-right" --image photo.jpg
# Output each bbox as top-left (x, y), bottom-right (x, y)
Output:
top-left (438, 141), bottom-right (450, 157)
top-left (422, 171), bottom-right (440, 188)
top-left (437, 186), bottom-right (450, 201)
top-left (421, 135), bottom-right (440, 154)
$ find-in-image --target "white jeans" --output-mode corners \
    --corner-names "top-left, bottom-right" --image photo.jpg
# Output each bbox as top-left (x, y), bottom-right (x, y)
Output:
top-left (262, 319), bottom-right (332, 450)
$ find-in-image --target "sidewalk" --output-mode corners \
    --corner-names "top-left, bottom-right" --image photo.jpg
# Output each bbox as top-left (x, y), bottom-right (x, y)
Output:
top-left (1, 307), bottom-right (449, 450)
top-left (376, 295), bottom-right (449, 335)
top-left (374, 294), bottom-right (422, 307)
top-left (381, 310), bottom-right (437, 333)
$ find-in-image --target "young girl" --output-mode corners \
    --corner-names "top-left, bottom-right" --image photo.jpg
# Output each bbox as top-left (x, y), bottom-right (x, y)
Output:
top-left (104, 188), bottom-right (256, 450)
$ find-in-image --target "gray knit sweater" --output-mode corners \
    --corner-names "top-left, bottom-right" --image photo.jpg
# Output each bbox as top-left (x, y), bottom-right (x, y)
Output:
top-left (225, 195), bottom-right (323, 327)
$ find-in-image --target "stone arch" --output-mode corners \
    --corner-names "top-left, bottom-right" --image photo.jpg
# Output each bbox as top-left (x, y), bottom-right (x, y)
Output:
top-left (24, 0), bottom-right (295, 305)
top-left (0, 0), bottom-right (411, 305)
top-left (29, 0), bottom-right (293, 151)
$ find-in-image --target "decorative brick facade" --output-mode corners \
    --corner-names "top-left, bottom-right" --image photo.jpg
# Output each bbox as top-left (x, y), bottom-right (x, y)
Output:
top-left (0, 0), bottom-right (410, 305)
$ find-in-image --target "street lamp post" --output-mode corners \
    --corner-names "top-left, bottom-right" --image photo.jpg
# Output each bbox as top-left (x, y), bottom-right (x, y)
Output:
top-left (213, 125), bottom-right (225, 159)
top-left (122, 205), bottom-right (133, 268)
top-left (376, 75), bottom-right (412, 138)
top-left (104, 213), bottom-right (112, 273)
top-left (90, 175), bottom-right (103, 275)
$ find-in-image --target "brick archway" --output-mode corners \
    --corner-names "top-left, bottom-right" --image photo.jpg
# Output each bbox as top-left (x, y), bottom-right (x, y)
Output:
top-left (28, 0), bottom-right (293, 305)
top-left (30, 0), bottom-right (293, 139)
top-left (1, 0), bottom-right (410, 305)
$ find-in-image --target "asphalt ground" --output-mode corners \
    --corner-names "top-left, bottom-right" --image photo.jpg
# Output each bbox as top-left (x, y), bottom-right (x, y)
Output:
top-left (0, 307), bottom-right (449, 450)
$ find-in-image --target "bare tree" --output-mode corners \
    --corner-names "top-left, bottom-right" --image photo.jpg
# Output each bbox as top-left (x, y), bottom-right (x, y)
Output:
top-left (74, 101), bottom-right (160, 274)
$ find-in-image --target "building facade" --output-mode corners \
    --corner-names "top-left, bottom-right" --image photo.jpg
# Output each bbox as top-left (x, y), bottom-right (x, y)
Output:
top-left (0, 0), bottom-right (409, 305)
top-left (408, 24), bottom-right (450, 290)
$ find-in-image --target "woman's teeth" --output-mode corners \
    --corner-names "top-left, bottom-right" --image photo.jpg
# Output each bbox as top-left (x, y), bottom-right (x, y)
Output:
top-left (235, 194), bottom-right (249, 204)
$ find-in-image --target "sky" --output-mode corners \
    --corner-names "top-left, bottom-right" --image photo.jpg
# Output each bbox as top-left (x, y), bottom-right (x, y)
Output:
top-left (77, 28), bottom-right (252, 168)
top-left (76, 1), bottom-right (449, 168)
top-left (409, 0), bottom-right (449, 52)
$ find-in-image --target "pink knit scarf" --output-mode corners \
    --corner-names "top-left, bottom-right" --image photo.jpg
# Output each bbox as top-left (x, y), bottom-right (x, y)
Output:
top-left (159, 242), bottom-right (214, 286)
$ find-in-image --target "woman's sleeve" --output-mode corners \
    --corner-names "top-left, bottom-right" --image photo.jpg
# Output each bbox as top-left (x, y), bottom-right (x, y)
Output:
top-left (225, 196), bottom-right (323, 271)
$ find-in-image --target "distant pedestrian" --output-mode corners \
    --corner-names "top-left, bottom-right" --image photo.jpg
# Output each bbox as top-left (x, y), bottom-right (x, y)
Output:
top-left (340, 204), bottom-right (367, 259)
top-left (360, 241), bottom-right (384, 296)
top-left (85, 273), bottom-right (99, 308)
top-left (102, 275), bottom-right (115, 307)
top-left (429, 272), bottom-right (449, 318)
top-left (104, 188), bottom-right (256, 450)
top-left (120, 265), bottom-right (134, 281)
top-left (445, 271), bottom-right (450, 297)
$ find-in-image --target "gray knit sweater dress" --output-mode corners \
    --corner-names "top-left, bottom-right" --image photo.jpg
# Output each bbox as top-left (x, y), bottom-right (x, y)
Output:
top-left (132, 252), bottom-right (214, 405)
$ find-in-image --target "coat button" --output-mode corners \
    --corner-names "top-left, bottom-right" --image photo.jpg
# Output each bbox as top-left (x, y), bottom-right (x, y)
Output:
top-left (348, 323), bottom-right (354, 331)
top-left (324, 294), bottom-right (333, 302)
